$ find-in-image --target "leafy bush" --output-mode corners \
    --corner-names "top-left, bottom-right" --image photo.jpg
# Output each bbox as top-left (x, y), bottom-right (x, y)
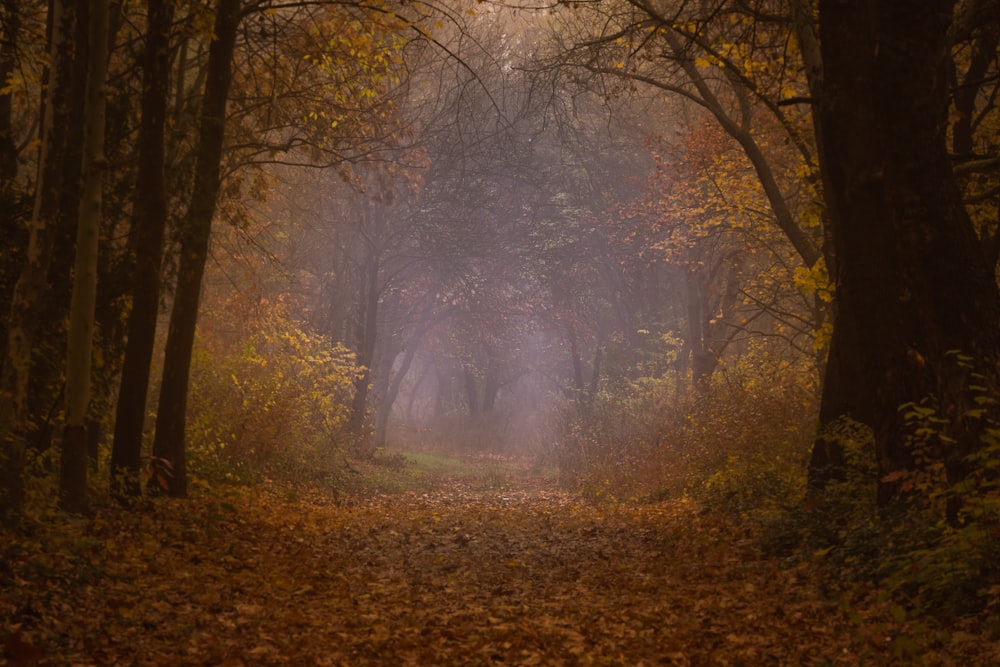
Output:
top-left (185, 313), bottom-right (361, 484)
top-left (771, 363), bottom-right (1000, 621)
top-left (682, 375), bottom-right (816, 515)
top-left (556, 358), bottom-right (818, 506)
top-left (875, 393), bottom-right (1000, 618)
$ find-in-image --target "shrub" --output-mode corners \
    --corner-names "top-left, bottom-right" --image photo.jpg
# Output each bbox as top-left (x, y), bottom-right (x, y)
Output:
top-left (875, 392), bottom-right (1000, 618)
top-left (556, 356), bottom-right (818, 506)
top-left (185, 313), bottom-right (361, 484)
top-left (773, 361), bottom-right (1000, 620)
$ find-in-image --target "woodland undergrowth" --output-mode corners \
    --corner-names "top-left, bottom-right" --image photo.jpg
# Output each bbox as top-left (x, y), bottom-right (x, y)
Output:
top-left (2, 354), bottom-right (999, 665)
top-left (2, 455), bottom-right (999, 666)
top-left (555, 360), bottom-right (1000, 662)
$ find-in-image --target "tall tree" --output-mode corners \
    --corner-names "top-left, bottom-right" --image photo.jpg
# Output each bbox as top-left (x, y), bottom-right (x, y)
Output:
top-left (109, 0), bottom-right (176, 501)
top-left (151, 0), bottom-right (240, 497)
top-left (59, 0), bottom-right (110, 513)
top-left (811, 0), bottom-right (1000, 503)
top-left (0, 0), bottom-right (78, 523)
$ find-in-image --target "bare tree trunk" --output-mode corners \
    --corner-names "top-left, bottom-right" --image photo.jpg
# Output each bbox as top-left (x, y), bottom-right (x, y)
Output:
top-left (110, 0), bottom-right (175, 502)
top-left (463, 365), bottom-right (479, 417)
top-left (0, 1), bottom-right (23, 357)
top-left (59, 0), bottom-right (109, 514)
top-left (151, 0), bottom-right (240, 498)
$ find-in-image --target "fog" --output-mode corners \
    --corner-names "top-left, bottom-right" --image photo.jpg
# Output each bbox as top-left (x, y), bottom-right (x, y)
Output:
top-left (217, 0), bottom-right (818, 464)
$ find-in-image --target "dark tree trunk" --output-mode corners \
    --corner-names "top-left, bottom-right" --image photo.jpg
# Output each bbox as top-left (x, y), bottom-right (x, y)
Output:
top-left (812, 0), bottom-right (1000, 503)
top-left (0, 0), bottom-right (77, 524)
top-left (482, 368), bottom-right (500, 414)
top-left (568, 329), bottom-right (586, 399)
top-left (0, 0), bottom-right (25, 355)
top-left (151, 0), bottom-right (240, 498)
top-left (59, 0), bottom-right (109, 515)
top-left (0, 0), bottom-right (19, 238)
top-left (110, 0), bottom-right (175, 502)
top-left (587, 345), bottom-right (602, 400)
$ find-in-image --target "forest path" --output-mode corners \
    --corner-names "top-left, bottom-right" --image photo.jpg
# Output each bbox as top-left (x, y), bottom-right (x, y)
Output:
top-left (2, 470), bottom-right (975, 665)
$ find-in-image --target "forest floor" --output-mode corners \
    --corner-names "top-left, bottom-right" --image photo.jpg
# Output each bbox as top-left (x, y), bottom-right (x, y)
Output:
top-left (2, 453), bottom-right (998, 666)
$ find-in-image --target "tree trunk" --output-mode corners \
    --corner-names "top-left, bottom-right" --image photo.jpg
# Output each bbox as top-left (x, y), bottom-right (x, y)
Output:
top-left (59, 0), bottom-right (109, 514)
top-left (347, 223), bottom-right (380, 453)
top-left (813, 0), bottom-right (1000, 504)
top-left (0, 0), bottom-right (77, 524)
top-left (110, 0), bottom-right (175, 502)
top-left (0, 1), bottom-right (24, 356)
top-left (151, 0), bottom-right (240, 498)
top-left (374, 294), bottom-right (440, 448)
top-left (463, 365), bottom-right (479, 416)
top-left (0, 0), bottom-right (19, 238)
top-left (567, 328), bottom-right (586, 399)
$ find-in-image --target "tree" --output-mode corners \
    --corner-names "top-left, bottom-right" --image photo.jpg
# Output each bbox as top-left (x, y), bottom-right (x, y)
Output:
top-left (0, 0), bottom-right (79, 523)
top-left (151, 0), bottom-right (241, 497)
top-left (810, 0), bottom-right (1000, 504)
top-left (59, 0), bottom-right (110, 513)
top-left (109, 0), bottom-right (176, 501)
top-left (535, 0), bottom-right (828, 400)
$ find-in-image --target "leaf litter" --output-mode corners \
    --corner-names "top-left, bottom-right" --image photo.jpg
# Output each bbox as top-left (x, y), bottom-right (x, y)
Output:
top-left (2, 475), bottom-right (997, 666)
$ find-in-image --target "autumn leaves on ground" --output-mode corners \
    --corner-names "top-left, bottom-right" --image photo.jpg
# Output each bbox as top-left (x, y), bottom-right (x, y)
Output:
top-left (1, 454), bottom-right (995, 667)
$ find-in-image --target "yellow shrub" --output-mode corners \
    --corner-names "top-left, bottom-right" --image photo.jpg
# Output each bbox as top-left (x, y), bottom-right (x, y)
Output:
top-left (186, 313), bottom-right (361, 483)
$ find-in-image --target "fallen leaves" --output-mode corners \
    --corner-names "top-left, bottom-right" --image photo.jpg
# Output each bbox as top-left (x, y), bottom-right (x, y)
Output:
top-left (1, 476), bottom-right (997, 665)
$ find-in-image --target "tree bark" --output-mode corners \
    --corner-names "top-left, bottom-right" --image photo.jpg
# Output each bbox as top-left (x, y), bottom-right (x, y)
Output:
top-left (151, 0), bottom-right (241, 498)
top-left (0, 0), bottom-right (77, 524)
top-left (59, 0), bottom-right (109, 514)
top-left (813, 0), bottom-right (1000, 503)
top-left (0, 0), bottom-right (19, 235)
top-left (110, 0), bottom-right (175, 502)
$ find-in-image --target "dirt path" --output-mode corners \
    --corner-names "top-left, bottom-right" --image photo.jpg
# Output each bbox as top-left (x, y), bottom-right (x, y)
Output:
top-left (1, 477), bottom-right (987, 665)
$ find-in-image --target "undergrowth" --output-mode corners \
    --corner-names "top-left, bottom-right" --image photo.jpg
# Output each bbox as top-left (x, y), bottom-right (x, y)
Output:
top-left (555, 358), bottom-right (817, 508)
top-left (556, 353), bottom-right (1000, 627)
top-left (184, 312), bottom-right (361, 486)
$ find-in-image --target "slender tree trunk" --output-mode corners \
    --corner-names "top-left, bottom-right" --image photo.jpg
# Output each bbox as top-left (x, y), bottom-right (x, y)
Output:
top-left (0, 0), bottom-right (76, 524)
top-left (482, 368), bottom-right (500, 414)
top-left (0, 0), bottom-right (23, 352)
top-left (110, 0), bottom-right (175, 502)
top-left (374, 295), bottom-right (440, 447)
top-left (567, 329), bottom-right (585, 399)
top-left (463, 365), bottom-right (479, 417)
top-left (151, 0), bottom-right (240, 498)
top-left (59, 0), bottom-right (109, 514)
top-left (0, 0), bottom-right (19, 235)
top-left (813, 0), bottom-right (1000, 504)
top-left (347, 209), bottom-right (381, 453)
top-left (587, 344), bottom-right (602, 400)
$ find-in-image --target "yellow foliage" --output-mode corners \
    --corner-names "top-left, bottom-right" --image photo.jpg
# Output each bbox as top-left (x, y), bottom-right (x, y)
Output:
top-left (792, 256), bottom-right (833, 303)
top-left (187, 312), bottom-right (362, 482)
